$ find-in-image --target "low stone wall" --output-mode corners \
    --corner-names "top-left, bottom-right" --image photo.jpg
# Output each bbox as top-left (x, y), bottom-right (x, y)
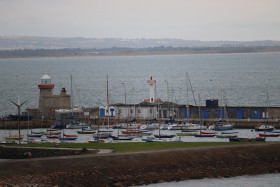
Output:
top-left (0, 143), bottom-right (280, 186)
top-left (0, 146), bottom-right (91, 159)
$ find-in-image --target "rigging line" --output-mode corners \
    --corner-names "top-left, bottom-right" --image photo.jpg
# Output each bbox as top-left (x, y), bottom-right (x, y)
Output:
top-left (223, 90), bottom-right (232, 123)
top-left (187, 74), bottom-right (197, 107)
top-left (72, 79), bottom-right (82, 108)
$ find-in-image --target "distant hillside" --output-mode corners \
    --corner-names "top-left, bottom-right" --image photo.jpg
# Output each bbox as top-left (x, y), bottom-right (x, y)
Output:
top-left (1, 36), bottom-right (280, 50)
top-left (1, 46), bottom-right (280, 58)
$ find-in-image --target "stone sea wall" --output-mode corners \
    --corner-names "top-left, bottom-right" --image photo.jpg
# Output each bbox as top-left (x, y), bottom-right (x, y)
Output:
top-left (0, 143), bottom-right (280, 186)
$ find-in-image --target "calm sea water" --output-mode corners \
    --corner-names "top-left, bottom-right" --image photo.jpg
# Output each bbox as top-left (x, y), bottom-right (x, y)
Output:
top-left (1, 53), bottom-right (280, 116)
top-left (141, 173), bottom-right (280, 187)
top-left (1, 128), bottom-right (280, 144)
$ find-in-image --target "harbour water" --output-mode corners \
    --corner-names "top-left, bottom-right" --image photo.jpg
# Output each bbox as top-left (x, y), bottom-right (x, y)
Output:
top-left (1, 128), bottom-right (280, 143)
top-left (140, 173), bottom-right (280, 187)
top-left (1, 53), bottom-right (280, 116)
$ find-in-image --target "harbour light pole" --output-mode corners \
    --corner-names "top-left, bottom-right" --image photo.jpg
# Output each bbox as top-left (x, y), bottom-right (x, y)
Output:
top-left (121, 83), bottom-right (127, 105)
top-left (11, 97), bottom-right (27, 144)
top-left (165, 80), bottom-right (170, 118)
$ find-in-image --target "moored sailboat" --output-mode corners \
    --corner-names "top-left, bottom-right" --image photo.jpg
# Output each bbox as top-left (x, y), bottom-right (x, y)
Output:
top-left (255, 91), bottom-right (275, 131)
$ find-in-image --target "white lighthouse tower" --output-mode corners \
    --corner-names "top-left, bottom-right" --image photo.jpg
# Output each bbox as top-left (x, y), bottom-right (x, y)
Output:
top-left (147, 76), bottom-right (156, 103)
top-left (38, 74), bottom-right (55, 113)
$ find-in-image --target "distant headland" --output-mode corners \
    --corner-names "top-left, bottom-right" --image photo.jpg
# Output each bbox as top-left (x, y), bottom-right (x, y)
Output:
top-left (0, 36), bottom-right (280, 58)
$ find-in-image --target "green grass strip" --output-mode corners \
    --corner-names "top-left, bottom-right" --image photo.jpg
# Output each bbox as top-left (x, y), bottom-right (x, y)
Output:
top-left (12, 141), bottom-right (267, 153)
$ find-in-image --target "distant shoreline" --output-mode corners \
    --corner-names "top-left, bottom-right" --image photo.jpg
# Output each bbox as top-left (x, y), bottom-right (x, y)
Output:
top-left (1, 50), bottom-right (280, 59)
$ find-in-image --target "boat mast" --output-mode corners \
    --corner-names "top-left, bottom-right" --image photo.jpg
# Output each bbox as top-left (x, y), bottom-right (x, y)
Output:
top-left (27, 112), bottom-right (30, 135)
top-left (71, 75), bottom-right (73, 116)
top-left (165, 80), bottom-right (170, 119)
top-left (171, 86), bottom-right (175, 120)
top-left (186, 72), bottom-right (189, 123)
top-left (107, 75), bottom-right (110, 130)
top-left (133, 87), bottom-right (136, 122)
top-left (222, 89), bottom-right (230, 123)
top-left (198, 94), bottom-right (201, 125)
top-left (4, 120), bottom-right (6, 140)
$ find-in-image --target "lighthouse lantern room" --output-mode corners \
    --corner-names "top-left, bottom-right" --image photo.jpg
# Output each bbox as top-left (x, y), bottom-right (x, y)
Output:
top-left (38, 74), bottom-right (55, 90)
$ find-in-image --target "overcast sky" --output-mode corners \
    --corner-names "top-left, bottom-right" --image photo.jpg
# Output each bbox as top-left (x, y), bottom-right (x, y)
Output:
top-left (0, 0), bottom-right (279, 41)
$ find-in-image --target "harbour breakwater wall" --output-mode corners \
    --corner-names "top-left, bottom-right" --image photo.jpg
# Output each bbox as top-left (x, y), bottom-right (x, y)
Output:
top-left (0, 143), bottom-right (280, 186)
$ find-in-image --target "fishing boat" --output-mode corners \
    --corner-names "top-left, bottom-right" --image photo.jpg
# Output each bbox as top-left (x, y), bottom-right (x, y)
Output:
top-left (209, 120), bottom-right (234, 131)
top-left (255, 124), bottom-right (275, 131)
